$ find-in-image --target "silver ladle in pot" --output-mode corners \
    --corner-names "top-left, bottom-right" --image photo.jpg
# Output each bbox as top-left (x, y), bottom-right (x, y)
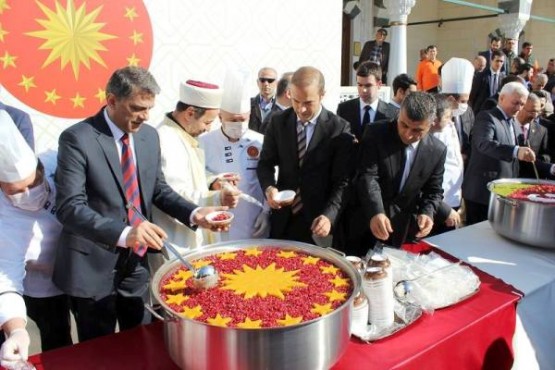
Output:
top-left (127, 203), bottom-right (219, 289)
top-left (394, 262), bottom-right (461, 300)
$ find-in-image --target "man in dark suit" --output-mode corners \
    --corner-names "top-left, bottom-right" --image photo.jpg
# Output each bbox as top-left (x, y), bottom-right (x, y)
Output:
top-left (257, 66), bottom-right (355, 245)
top-left (358, 28), bottom-right (390, 84)
top-left (337, 62), bottom-right (396, 140)
top-left (249, 67), bottom-right (280, 133)
top-left (478, 36), bottom-right (502, 71)
top-left (0, 102), bottom-right (34, 150)
top-left (350, 92), bottom-right (447, 253)
top-left (515, 93), bottom-right (553, 178)
top-left (470, 50), bottom-right (506, 114)
top-left (53, 67), bottom-right (225, 342)
top-left (259, 72), bottom-right (293, 134)
top-left (463, 82), bottom-right (537, 224)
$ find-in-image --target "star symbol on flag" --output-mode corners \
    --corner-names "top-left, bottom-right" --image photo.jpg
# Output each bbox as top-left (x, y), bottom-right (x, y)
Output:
top-left (18, 75), bottom-right (37, 92)
top-left (129, 30), bottom-right (143, 45)
top-left (124, 6), bottom-right (138, 21)
top-left (0, 1), bottom-right (10, 14)
top-left (70, 93), bottom-right (86, 108)
top-left (126, 53), bottom-right (140, 66)
top-left (0, 51), bottom-right (17, 68)
top-left (94, 88), bottom-right (106, 103)
top-left (44, 89), bottom-right (61, 105)
top-left (0, 23), bottom-right (8, 42)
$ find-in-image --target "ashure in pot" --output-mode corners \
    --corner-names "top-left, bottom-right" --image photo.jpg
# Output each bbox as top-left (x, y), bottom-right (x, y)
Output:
top-left (487, 178), bottom-right (555, 248)
top-left (151, 239), bottom-right (361, 370)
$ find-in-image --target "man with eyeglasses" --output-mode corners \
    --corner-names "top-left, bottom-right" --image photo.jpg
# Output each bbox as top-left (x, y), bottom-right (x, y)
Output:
top-left (337, 61), bottom-right (396, 140)
top-left (463, 82), bottom-right (537, 225)
top-left (470, 50), bottom-right (506, 114)
top-left (249, 67), bottom-right (279, 133)
top-left (515, 93), bottom-right (553, 179)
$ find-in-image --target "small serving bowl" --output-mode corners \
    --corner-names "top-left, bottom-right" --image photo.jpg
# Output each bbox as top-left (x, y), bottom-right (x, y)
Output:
top-left (205, 211), bottom-right (234, 226)
top-left (273, 190), bottom-right (296, 206)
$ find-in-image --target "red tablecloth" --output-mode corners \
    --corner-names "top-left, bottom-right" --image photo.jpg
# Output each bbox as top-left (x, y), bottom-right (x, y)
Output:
top-left (23, 242), bottom-right (520, 370)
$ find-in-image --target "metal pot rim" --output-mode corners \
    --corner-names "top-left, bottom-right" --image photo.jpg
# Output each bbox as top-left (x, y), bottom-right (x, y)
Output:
top-left (151, 239), bottom-right (362, 330)
top-left (487, 178), bottom-right (555, 194)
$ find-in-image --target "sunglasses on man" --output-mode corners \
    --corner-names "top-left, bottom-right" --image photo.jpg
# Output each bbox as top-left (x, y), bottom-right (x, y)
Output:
top-left (258, 77), bottom-right (276, 84)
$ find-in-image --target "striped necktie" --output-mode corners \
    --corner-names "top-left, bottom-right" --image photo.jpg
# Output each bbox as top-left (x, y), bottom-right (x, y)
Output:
top-left (292, 121), bottom-right (308, 214)
top-left (121, 133), bottom-right (146, 256)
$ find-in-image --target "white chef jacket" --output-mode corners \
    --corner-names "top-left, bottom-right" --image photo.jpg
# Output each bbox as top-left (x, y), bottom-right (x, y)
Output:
top-left (432, 123), bottom-right (464, 208)
top-left (154, 115), bottom-right (221, 252)
top-left (199, 129), bottom-right (268, 240)
top-left (0, 150), bottom-right (63, 324)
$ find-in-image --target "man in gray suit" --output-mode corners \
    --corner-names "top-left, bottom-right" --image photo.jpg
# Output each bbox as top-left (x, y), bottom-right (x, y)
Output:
top-left (53, 67), bottom-right (225, 342)
top-left (463, 82), bottom-right (537, 224)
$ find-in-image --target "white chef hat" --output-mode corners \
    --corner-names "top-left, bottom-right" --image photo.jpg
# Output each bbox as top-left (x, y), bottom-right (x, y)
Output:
top-left (179, 80), bottom-right (223, 109)
top-left (0, 110), bottom-right (37, 183)
top-left (441, 57), bottom-right (475, 95)
top-left (220, 69), bottom-right (251, 114)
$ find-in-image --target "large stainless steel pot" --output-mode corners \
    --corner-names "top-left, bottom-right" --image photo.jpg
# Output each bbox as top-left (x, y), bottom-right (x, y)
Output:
top-left (151, 239), bottom-right (361, 370)
top-left (487, 178), bottom-right (555, 248)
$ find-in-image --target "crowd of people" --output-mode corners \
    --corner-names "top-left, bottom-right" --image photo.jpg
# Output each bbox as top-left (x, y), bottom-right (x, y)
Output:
top-left (1, 30), bottom-right (555, 366)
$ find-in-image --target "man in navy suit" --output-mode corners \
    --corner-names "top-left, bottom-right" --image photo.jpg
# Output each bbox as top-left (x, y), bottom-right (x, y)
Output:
top-left (337, 61), bottom-right (396, 140)
top-left (463, 82), bottom-right (537, 224)
top-left (478, 36), bottom-right (502, 71)
top-left (470, 50), bottom-right (506, 114)
top-left (53, 67), bottom-right (225, 342)
top-left (257, 66), bottom-right (355, 245)
top-left (350, 92), bottom-right (447, 252)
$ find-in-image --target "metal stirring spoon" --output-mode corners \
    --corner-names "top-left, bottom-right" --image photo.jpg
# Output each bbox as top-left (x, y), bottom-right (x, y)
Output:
top-left (525, 139), bottom-right (540, 180)
top-left (394, 262), bottom-right (461, 300)
top-left (127, 203), bottom-right (219, 289)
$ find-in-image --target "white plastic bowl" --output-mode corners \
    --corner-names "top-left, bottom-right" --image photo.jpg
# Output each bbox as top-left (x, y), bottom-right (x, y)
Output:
top-left (273, 190), bottom-right (296, 205)
top-left (205, 211), bottom-right (234, 225)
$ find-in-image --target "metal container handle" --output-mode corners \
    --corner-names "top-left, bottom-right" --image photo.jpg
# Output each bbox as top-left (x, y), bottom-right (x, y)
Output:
top-left (496, 195), bottom-right (519, 207)
top-left (144, 304), bottom-right (167, 322)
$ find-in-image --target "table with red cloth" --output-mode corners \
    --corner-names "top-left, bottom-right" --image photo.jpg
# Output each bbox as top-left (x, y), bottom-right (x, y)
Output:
top-left (22, 242), bottom-right (520, 370)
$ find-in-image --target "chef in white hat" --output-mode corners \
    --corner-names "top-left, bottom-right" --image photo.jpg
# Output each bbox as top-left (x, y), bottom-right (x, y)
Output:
top-left (199, 70), bottom-right (270, 240)
top-left (0, 111), bottom-right (72, 368)
top-left (154, 80), bottom-right (241, 252)
top-left (430, 57), bottom-right (475, 232)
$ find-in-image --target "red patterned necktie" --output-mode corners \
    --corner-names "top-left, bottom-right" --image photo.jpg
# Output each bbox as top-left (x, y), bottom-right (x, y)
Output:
top-left (121, 133), bottom-right (146, 256)
top-left (291, 121), bottom-right (308, 214)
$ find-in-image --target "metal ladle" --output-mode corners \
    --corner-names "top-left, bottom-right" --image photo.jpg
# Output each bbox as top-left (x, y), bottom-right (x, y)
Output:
top-left (394, 262), bottom-right (461, 300)
top-left (127, 203), bottom-right (219, 289)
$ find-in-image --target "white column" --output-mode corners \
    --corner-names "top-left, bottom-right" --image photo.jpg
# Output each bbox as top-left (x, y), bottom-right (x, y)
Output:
top-left (497, 0), bottom-right (533, 51)
top-left (383, 0), bottom-right (416, 86)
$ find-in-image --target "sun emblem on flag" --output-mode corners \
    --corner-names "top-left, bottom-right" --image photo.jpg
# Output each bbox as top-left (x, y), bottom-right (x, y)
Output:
top-left (0, 0), bottom-right (153, 118)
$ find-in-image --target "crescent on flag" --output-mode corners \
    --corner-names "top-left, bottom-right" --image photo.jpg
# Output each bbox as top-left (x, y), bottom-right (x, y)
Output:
top-left (0, 0), bottom-right (153, 118)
